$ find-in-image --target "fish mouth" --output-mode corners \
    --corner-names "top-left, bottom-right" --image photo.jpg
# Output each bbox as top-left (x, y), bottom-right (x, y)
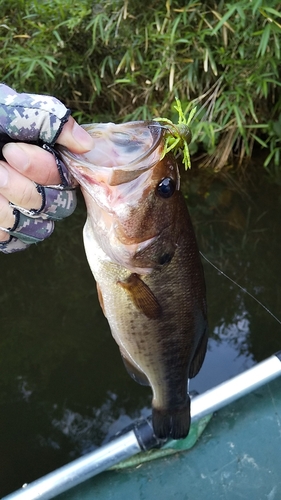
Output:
top-left (57, 121), bottom-right (166, 221)
top-left (82, 121), bottom-right (164, 169)
top-left (57, 121), bottom-right (164, 188)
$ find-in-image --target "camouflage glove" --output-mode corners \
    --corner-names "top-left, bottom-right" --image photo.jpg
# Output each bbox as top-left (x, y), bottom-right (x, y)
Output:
top-left (0, 84), bottom-right (77, 253)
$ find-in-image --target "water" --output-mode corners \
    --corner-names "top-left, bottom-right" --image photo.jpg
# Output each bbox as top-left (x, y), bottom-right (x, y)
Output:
top-left (0, 163), bottom-right (280, 496)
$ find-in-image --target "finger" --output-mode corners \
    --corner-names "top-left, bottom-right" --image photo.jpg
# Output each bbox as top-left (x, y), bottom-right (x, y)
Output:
top-left (0, 161), bottom-right (42, 210)
top-left (2, 117), bottom-right (94, 183)
top-left (0, 230), bottom-right (9, 242)
top-left (2, 143), bottom-right (61, 185)
top-left (56, 116), bottom-right (95, 153)
top-left (0, 194), bottom-right (14, 241)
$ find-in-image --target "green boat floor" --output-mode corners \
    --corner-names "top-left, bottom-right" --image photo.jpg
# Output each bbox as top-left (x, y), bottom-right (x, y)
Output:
top-left (57, 378), bottom-right (281, 500)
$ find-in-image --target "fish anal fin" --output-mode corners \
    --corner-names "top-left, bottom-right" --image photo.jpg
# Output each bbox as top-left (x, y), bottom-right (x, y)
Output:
top-left (121, 353), bottom-right (150, 386)
top-left (189, 327), bottom-right (208, 379)
top-left (96, 283), bottom-right (106, 317)
top-left (152, 397), bottom-right (191, 439)
top-left (117, 273), bottom-right (162, 320)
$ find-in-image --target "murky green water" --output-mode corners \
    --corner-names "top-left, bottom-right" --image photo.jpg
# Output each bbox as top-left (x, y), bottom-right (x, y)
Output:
top-left (0, 162), bottom-right (280, 496)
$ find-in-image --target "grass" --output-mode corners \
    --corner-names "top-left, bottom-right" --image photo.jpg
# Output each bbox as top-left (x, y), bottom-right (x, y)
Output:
top-left (0, 0), bottom-right (280, 170)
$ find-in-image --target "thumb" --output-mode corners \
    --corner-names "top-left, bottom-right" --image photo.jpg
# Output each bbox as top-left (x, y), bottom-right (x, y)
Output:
top-left (56, 116), bottom-right (95, 154)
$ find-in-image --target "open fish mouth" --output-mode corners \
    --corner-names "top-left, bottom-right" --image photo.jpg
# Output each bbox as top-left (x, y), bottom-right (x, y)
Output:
top-left (57, 121), bottom-right (166, 218)
top-left (58, 121), bottom-right (164, 189)
top-left (81, 121), bottom-right (163, 169)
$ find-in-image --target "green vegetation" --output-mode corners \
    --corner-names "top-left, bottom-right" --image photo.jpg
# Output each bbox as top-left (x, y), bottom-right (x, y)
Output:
top-left (1, 0), bottom-right (281, 169)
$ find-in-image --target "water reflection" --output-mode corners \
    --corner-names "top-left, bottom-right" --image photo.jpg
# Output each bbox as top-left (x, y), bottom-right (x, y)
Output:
top-left (49, 390), bottom-right (151, 457)
top-left (190, 313), bottom-right (254, 393)
top-left (0, 166), bottom-right (280, 495)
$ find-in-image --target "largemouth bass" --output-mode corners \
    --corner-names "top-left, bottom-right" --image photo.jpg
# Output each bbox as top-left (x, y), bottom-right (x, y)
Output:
top-left (59, 121), bottom-right (208, 440)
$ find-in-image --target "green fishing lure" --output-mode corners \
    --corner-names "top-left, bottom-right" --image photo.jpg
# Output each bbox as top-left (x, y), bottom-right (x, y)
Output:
top-left (154, 98), bottom-right (196, 170)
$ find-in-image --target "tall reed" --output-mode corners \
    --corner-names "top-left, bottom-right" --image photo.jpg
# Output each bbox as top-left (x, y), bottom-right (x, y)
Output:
top-left (1, 0), bottom-right (280, 168)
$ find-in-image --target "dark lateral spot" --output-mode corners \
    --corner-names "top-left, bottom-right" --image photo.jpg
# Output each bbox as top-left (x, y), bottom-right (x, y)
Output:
top-left (158, 253), bottom-right (172, 265)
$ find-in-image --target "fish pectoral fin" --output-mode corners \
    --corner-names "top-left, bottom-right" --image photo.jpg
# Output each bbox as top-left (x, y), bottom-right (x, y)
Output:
top-left (189, 325), bottom-right (208, 379)
top-left (117, 273), bottom-right (162, 320)
top-left (96, 283), bottom-right (106, 317)
top-left (121, 353), bottom-right (150, 386)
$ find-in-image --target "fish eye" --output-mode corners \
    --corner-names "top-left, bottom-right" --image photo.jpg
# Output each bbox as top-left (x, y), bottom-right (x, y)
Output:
top-left (156, 177), bottom-right (176, 198)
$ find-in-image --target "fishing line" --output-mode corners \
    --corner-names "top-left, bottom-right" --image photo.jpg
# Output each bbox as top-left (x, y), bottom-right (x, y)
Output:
top-left (200, 251), bottom-right (281, 327)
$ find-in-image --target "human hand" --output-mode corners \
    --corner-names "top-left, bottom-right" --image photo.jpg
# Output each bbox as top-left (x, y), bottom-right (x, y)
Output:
top-left (0, 85), bottom-right (94, 253)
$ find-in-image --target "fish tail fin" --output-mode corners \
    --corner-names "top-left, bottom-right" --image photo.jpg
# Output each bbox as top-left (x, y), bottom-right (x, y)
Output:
top-left (152, 397), bottom-right (191, 440)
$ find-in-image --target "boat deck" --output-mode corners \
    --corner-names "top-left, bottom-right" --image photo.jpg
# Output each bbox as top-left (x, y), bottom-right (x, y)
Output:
top-left (57, 377), bottom-right (281, 500)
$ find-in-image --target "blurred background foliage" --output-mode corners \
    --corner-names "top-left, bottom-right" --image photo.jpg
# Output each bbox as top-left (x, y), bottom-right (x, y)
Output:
top-left (1, 0), bottom-right (281, 170)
